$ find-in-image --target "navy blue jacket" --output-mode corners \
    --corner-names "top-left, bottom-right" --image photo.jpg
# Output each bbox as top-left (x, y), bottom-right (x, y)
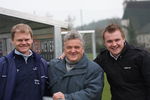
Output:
top-left (94, 43), bottom-right (150, 100)
top-left (0, 50), bottom-right (48, 100)
top-left (48, 55), bottom-right (104, 100)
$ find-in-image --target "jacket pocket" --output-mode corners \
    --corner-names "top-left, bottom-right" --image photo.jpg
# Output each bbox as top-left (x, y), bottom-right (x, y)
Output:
top-left (122, 65), bottom-right (141, 83)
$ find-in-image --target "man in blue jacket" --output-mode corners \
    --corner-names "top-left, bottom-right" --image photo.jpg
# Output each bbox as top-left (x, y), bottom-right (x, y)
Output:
top-left (0, 23), bottom-right (48, 100)
top-left (48, 31), bottom-right (104, 100)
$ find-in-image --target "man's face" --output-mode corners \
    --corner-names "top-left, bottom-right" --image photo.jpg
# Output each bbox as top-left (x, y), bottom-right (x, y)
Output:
top-left (104, 30), bottom-right (125, 56)
top-left (64, 39), bottom-right (84, 63)
top-left (12, 32), bottom-right (33, 55)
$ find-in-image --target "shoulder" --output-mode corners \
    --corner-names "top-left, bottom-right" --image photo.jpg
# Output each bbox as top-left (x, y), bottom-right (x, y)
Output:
top-left (127, 44), bottom-right (150, 55)
top-left (87, 59), bottom-right (104, 72)
top-left (94, 48), bottom-right (108, 63)
top-left (0, 56), bottom-right (11, 65)
top-left (96, 48), bottom-right (108, 58)
top-left (50, 58), bottom-right (62, 64)
top-left (32, 52), bottom-right (49, 70)
top-left (98, 48), bottom-right (107, 55)
top-left (40, 58), bottom-right (48, 68)
top-left (41, 58), bottom-right (47, 64)
top-left (49, 58), bottom-right (64, 67)
top-left (0, 56), bottom-right (6, 63)
top-left (0, 56), bottom-right (8, 72)
top-left (33, 52), bottom-right (47, 63)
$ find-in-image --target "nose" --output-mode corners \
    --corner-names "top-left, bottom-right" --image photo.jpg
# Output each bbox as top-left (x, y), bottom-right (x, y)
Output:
top-left (112, 41), bottom-right (117, 46)
top-left (71, 48), bottom-right (76, 52)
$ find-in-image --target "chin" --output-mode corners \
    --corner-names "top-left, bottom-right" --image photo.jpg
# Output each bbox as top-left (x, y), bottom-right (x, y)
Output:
top-left (113, 52), bottom-right (120, 56)
top-left (70, 59), bottom-right (77, 62)
top-left (69, 59), bottom-right (77, 62)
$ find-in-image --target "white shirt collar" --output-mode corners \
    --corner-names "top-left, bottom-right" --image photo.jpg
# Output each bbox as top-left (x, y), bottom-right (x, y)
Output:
top-left (109, 52), bottom-right (120, 60)
top-left (15, 49), bottom-right (33, 63)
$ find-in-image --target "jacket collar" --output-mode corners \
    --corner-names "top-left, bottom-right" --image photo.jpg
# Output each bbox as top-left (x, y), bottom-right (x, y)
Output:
top-left (64, 54), bottom-right (88, 69)
top-left (119, 42), bottom-right (131, 56)
top-left (6, 49), bottom-right (41, 62)
top-left (55, 54), bottom-right (88, 75)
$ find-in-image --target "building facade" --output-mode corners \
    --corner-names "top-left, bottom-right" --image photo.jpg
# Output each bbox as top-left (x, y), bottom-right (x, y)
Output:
top-left (122, 0), bottom-right (150, 50)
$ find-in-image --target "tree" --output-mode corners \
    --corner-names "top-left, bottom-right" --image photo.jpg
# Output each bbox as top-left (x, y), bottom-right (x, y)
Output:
top-left (65, 15), bottom-right (75, 30)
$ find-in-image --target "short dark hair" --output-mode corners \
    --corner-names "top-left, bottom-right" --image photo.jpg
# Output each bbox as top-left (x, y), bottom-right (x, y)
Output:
top-left (102, 24), bottom-right (125, 40)
top-left (11, 23), bottom-right (33, 40)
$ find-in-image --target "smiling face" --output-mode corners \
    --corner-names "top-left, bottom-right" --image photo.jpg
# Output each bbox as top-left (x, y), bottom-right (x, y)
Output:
top-left (64, 39), bottom-right (84, 63)
top-left (104, 30), bottom-right (125, 56)
top-left (12, 32), bottom-right (33, 55)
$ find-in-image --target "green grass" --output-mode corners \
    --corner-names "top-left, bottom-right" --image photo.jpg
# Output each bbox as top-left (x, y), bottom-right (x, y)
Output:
top-left (86, 53), bottom-right (94, 60)
top-left (102, 73), bottom-right (111, 100)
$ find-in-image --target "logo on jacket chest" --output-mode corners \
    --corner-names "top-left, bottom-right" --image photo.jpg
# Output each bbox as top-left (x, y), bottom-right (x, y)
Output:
top-left (123, 66), bottom-right (132, 70)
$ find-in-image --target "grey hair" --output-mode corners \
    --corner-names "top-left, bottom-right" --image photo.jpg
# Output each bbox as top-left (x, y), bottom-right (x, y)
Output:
top-left (63, 31), bottom-right (85, 47)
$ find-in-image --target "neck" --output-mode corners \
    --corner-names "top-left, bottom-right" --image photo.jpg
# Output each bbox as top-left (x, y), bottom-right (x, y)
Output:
top-left (65, 58), bottom-right (79, 65)
top-left (110, 52), bottom-right (120, 60)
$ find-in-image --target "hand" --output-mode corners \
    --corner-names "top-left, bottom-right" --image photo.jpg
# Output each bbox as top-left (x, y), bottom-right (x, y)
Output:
top-left (58, 52), bottom-right (65, 59)
top-left (53, 92), bottom-right (65, 100)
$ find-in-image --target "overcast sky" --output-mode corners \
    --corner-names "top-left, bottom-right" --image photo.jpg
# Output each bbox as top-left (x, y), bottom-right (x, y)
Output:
top-left (0, 0), bottom-right (124, 26)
